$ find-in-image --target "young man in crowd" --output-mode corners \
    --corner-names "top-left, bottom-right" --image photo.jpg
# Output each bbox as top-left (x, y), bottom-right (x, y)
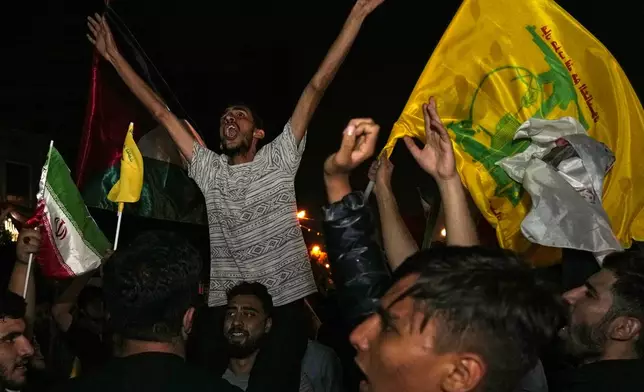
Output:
top-left (0, 290), bottom-right (34, 392)
top-left (86, 2), bottom-right (386, 390)
top-left (222, 282), bottom-right (312, 392)
top-left (554, 251), bottom-right (644, 391)
top-left (320, 112), bottom-right (564, 392)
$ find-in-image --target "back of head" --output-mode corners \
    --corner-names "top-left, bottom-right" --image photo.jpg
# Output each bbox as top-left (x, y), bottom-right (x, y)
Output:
top-left (398, 247), bottom-right (564, 392)
top-left (601, 250), bottom-right (644, 358)
top-left (103, 231), bottom-right (201, 342)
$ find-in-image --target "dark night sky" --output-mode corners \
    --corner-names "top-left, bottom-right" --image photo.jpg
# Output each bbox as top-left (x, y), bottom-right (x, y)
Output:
top-left (2, 0), bottom-right (643, 226)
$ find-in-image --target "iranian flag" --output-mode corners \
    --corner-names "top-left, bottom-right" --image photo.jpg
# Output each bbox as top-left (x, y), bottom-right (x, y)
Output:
top-left (28, 142), bottom-right (111, 278)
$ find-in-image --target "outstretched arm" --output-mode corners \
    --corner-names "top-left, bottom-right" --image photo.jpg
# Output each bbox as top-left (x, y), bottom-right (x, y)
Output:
top-left (290, 0), bottom-right (385, 143)
top-left (87, 14), bottom-right (196, 160)
top-left (404, 97), bottom-right (479, 246)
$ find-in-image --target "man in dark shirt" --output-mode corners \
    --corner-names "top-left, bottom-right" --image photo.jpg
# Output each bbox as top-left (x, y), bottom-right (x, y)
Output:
top-left (552, 251), bottom-right (644, 392)
top-left (60, 231), bottom-right (240, 392)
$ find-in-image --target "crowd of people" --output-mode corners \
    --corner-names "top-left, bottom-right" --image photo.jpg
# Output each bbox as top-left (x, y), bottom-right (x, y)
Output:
top-left (2, 1), bottom-right (644, 391)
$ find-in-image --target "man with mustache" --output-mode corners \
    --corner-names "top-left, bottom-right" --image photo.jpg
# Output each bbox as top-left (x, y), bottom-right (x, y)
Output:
top-left (0, 290), bottom-right (34, 392)
top-left (553, 251), bottom-right (644, 391)
top-left (223, 282), bottom-right (312, 392)
top-left (87, 2), bottom-right (386, 390)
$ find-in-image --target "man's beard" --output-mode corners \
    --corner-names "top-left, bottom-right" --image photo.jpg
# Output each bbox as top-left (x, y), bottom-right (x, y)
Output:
top-left (222, 133), bottom-right (253, 158)
top-left (0, 360), bottom-right (28, 391)
top-left (225, 329), bottom-right (267, 359)
top-left (562, 316), bottom-right (612, 363)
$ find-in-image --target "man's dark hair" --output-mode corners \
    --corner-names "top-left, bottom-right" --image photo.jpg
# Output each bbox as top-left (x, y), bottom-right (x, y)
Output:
top-left (78, 285), bottom-right (103, 312)
top-left (225, 102), bottom-right (264, 131)
top-left (103, 231), bottom-right (201, 343)
top-left (601, 250), bottom-right (644, 358)
top-left (0, 290), bottom-right (26, 320)
top-left (226, 282), bottom-right (273, 317)
top-left (393, 246), bottom-right (564, 392)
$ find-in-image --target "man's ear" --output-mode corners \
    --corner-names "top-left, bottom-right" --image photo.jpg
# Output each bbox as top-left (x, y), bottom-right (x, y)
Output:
top-left (609, 316), bottom-right (642, 342)
top-left (253, 129), bottom-right (265, 140)
top-left (182, 307), bottom-right (196, 338)
top-left (440, 353), bottom-right (485, 392)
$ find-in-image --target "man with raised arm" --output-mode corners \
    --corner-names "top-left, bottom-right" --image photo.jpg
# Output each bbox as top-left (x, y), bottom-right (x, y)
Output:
top-left (86, 2), bottom-right (385, 390)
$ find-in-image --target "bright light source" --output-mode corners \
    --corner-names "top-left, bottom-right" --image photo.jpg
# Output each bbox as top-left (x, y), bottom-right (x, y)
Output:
top-left (297, 210), bottom-right (306, 219)
top-left (325, 264), bottom-right (330, 269)
top-left (3, 218), bottom-right (18, 242)
top-left (440, 228), bottom-right (447, 237)
top-left (311, 245), bottom-right (321, 256)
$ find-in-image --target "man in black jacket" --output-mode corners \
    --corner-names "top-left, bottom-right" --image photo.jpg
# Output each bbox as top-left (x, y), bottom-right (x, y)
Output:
top-left (60, 231), bottom-right (240, 392)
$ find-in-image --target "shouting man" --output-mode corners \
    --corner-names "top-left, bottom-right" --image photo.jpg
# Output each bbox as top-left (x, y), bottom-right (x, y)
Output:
top-left (87, 1), bottom-right (386, 390)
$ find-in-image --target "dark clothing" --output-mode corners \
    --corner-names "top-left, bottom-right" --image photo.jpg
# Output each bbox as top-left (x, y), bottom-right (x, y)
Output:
top-left (322, 192), bottom-right (390, 328)
top-left (551, 359), bottom-right (644, 392)
top-left (59, 352), bottom-right (240, 392)
top-left (63, 316), bottom-right (110, 375)
top-left (188, 299), bottom-right (309, 392)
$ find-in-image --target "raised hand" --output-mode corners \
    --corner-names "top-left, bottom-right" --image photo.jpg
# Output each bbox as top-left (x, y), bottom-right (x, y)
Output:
top-left (87, 13), bottom-right (119, 62)
top-left (324, 118), bottom-right (380, 177)
top-left (16, 228), bottom-right (41, 264)
top-left (351, 0), bottom-right (386, 18)
top-left (403, 97), bottom-right (457, 183)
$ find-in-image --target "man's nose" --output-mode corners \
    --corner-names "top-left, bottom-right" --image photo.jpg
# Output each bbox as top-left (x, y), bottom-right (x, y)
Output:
top-left (563, 285), bottom-right (584, 305)
top-left (225, 114), bottom-right (235, 124)
top-left (349, 314), bottom-right (380, 352)
top-left (16, 336), bottom-right (34, 358)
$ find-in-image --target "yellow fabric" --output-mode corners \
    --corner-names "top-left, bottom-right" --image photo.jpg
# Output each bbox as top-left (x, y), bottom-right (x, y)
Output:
top-left (108, 123), bottom-right (144, 204)
top-left (70, 356), bottom-right (81, 378)
top-left (383, 0), bottom-right (644, 266)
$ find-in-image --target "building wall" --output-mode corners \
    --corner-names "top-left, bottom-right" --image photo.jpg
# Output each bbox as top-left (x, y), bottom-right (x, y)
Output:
top-left (0, 128), bottom-right (50, 209)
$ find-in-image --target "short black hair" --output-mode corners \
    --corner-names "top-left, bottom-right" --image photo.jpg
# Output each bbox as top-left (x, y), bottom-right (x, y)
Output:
top-left (393, 247), bottom-right (564, 392)
top-left (103, 231), bottom-right (201, 342)
top-left (602, 250), bottom-right (644, 358)
top-left (226, 282), bottom-right (273, 317)
top-left (0, 290), bottom-right (26, 320)
top-left (224, 102), bottom-right (264, 130)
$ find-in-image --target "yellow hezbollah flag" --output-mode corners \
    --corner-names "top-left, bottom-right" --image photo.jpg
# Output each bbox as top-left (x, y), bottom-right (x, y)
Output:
top-left (108, 123), bottom-right (144, 209)
top-left (384, 0), bottom-right (644, 265)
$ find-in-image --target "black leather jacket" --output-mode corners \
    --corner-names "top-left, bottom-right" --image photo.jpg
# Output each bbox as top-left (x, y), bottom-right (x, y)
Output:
top-left (322, 191), bottom-right (391, 328)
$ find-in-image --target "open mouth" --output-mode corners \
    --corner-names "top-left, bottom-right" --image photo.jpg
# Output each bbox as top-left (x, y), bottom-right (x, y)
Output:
top-left (224, 124), bottom-right (239, 140)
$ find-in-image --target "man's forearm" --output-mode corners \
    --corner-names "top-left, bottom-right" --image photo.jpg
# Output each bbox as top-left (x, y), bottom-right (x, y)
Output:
top-left (439, 178), bottom-right (479, 246)
top-left (108, 51), bottom-right (195, 159)
top-left (309, 12), bottom-right (365, 92)
top-left (376, 188), bottom-right (419, 270)
top-left (291, 12), bottom-right (367, 140)
top-left (324, 174), bottom-right (352, 204)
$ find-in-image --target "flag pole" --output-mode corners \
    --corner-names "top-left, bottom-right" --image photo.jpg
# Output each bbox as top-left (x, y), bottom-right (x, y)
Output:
top-left (22, 254), bottom-right (34, 298)
top-left (113, 203), bottom-right (124, 250)
top-left (364, 180), bottom-right (375, 200)
top-left (23, 140), bottom-right (53, 297)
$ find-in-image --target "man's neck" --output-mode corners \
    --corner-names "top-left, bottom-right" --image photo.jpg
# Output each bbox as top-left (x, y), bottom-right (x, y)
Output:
top-left (119, 339), bottom-right (185, 359)
top-left (229, 151), bottom-right (256, 165)
top-left (228, 350), bottom-right (259, 376)
top-left (599, 345), bottom-right (639, 362)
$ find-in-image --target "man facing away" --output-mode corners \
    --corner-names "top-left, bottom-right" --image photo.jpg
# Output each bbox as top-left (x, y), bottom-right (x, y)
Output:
top-left (86, 2), bottom-right (385, 390)
top-left (59, 231), bottom-right (239, 392)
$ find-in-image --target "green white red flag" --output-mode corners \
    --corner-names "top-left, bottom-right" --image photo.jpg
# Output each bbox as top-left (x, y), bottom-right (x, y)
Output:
top-left (28, 143), bottom-right (111, 278)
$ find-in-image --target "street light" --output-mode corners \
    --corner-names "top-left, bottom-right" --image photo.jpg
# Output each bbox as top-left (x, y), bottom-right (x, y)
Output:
top-left (440, 228), bottom-right (447, 237)
top-left (297, 210), bottom-right (306, 219)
